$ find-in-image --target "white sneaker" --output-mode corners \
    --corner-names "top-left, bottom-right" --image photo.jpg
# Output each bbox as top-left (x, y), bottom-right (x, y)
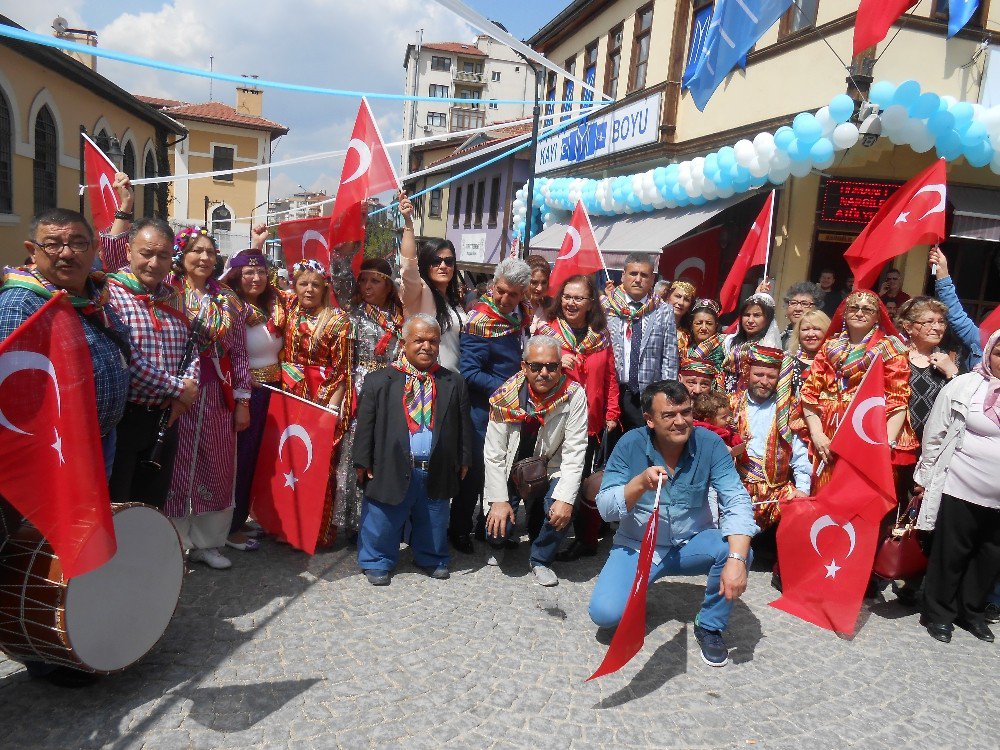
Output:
top-left (190, 547), bottom-right (232, 570)
top-left (531, 565), bottom-right (558, 587)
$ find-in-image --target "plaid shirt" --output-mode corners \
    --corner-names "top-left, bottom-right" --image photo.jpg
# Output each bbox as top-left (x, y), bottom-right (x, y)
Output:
top-left (605, 301), bottom-right (679, 392)
top-left (0, 282), bottom-right (130, 436)
top-left (106, 274), bottom-right (201, 406)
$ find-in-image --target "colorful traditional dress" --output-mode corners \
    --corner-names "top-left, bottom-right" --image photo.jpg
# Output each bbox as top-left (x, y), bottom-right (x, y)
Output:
top-left (280, 294), bottom-right (352, 547)
top-left (164, 279), bottom-right (249, 551)
top-left (334, 302), bottom-right (403, 534)
top-left (687, 332), bottom-right (726, 389)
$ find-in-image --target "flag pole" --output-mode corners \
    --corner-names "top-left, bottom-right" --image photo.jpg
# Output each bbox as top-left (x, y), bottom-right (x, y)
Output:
top-left (761, 191), bottom-right (776, 284)
top-left (261, 383), bottom-right (338, 415)
top-left (580, 201), bottom-right (610, 288)
top-left (78, 125), bottom-right (86, 214)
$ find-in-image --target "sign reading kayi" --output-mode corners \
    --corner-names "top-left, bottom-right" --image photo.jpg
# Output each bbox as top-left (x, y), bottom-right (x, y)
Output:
top-left (536, 92), bottom-right (662, 174)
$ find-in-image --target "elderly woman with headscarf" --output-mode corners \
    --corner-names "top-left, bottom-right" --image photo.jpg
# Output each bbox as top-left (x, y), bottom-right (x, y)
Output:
top-left (683, 298), bottom-right (726, 374)
top-left (799, 289), bottom-right (910, 491)
top-left (721, 292), bottom-right (783, 392)
top-left (913, 329), bottom-right (1000, 643)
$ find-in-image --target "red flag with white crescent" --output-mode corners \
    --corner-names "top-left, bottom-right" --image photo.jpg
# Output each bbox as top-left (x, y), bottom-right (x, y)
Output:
top-left (0, 294), bottom-right (116, 578)
top-left (719, 192), bottom-right (774, 315)
top-left (771, 461), bottom-right (890, 634)
top-left (588, 476), bottom-right (662, 680)
top-left (250, 388), bottom-right (338, 555)
top-left (548, 202), bottom-right (605, 296)
top-left (659, 226), bottom-right (722, 298)
top-left (844, 159), bottom-right (947, 291)
top-left (277, 215), bottom-right (335, 268)
top-left (328, 97), bottom-right (401, 275)
top-left (82, 132), bottom-right (121, 233)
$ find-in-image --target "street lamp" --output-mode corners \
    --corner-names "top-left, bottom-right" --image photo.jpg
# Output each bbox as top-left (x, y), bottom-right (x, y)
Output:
top-left (520, 60), bottom-right (542, 260)
top-left (107, 136), bottom-right (124, 171)
top-left (204, 195), bottom-right (223, 229)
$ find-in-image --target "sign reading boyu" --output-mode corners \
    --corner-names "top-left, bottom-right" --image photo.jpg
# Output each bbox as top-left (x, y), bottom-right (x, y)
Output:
top-left (535, 92), bottom-right (662, 174)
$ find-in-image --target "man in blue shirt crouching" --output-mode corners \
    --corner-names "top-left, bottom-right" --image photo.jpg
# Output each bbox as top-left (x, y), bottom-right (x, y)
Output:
top-left (588, 380), bottom-right (758, 667)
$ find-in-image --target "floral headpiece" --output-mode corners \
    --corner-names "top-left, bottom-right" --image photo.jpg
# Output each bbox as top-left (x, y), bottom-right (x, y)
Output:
top-left (174, 225), bottom-right (212, 255)
top-left (691, 298), bottom-right (721, 316)
top-left (292, 259), bottom-right (328, 279)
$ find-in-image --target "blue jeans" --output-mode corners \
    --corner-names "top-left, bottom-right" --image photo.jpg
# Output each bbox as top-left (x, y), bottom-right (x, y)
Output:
top-left (358, 468), bottom-right (450, 575)
top-left (588, 529), bottom-right (750, 632)
top-left (101, 431), bottom-right (117, 480)
top-left (486, 478), bottom-right (569, 568)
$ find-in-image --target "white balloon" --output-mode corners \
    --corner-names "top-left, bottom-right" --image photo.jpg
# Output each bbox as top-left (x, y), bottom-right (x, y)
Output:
top-left (815, 107), bottom-right (835, 136)
top-left (832, 122), bottom-right (860, 149)
top-left (734, 139), bottom-right (756, 167)
top-left (717, 184), bottom-right (736, 198)
top-left (881, 104), bottom-right (909, 133)
top-left (769, 167), bottom-right (791, 184)
top-left (749, 158), bottom-right (769, 178)
top-left (790, 159), bottom-right (813, 178)
top-left (902, 119), bottom-right (927, 145)
top-left (770, 151), bottom-right (791, 170)
top-left (753, 132), bottom-right (776, 161)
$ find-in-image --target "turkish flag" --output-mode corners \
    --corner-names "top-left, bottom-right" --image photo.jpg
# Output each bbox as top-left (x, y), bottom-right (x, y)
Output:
top-left (844, 160), bottom-right (947, 291)
top-left (979, 305), bottom-right (1000, 348)
top-left (0, 294), bottom-right (116, 578)
top-left (828, 356), bottom-right (896, 502)
top-left (853, 0), bottom-right (918, 56)
top-left (719, 192), bottom-right (774, 315)
top-left (588, 483), bottom-right (661, 680)
top-left (547, 202), bottom-right (605, 296)
top-left (250, 388), bottom-right (337, 555)
top-left (82, 132), bottom-right (120, 233)
top-left (771, 461), bottom-right (893, 634)
top-left (277, 215), bottom-right (335, 268)
top-left (659, 226), bottom-right (722, 298)
top-left (328, 97), bottom-right (401, 275)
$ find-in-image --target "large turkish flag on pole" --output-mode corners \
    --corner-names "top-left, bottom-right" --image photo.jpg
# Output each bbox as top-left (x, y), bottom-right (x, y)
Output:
top-left (844, 160), bottom-right (947, 291)
top-left (771, 461), bottom-right (889, 634)
top-left (719, 192), bottom-right (774, 315)
top-left (853, 0), bottom-right (919, 55)
top-left (328, 97), bottom-right (401, 275)
top-left (277, 215), bottom-right (335, 268)
top-left (547, 202), bottom-right (606, 296)
top-left (82, 131), bottom-right (121, 233)
top-left (0, 294), bottom-right (116, 578)
top-left (250, 387), bottom-right (338, 555)
top-left (659, 226), bottom-right (722, 298)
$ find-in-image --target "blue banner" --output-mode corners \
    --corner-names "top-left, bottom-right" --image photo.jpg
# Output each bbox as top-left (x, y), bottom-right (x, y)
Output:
top-left (685, 0), bottom-right (793, 111)
top-left (948, 0), bottom-right (980, 38)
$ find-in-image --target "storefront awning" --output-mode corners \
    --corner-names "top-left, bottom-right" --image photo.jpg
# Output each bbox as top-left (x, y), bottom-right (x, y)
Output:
top-left (950, 186), bottom-right (1000, 243)
top-left (527, 193), bottom-right (753, 269)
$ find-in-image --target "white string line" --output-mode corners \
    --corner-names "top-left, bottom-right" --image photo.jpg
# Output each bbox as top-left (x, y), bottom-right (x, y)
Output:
top-left (129, 115), bottom-right (536, 186)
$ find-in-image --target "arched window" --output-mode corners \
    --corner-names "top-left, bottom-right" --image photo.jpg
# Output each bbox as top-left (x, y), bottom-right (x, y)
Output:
top-left (0, 90), bottom-right (12, 214)
top-left (122, 141), bottom-right (136, 179)
top-left (33, 105), bottom-right (58, 214)
top-left (95, 128), bottom-right (111, 154)
top-left (143, 150), bottom-right (157, 218)
top-left (211, 205), bottom-right (232, 232)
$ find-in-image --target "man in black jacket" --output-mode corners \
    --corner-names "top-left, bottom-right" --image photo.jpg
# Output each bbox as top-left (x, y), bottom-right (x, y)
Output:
top-left (353, 313), bottom-right (473, 585)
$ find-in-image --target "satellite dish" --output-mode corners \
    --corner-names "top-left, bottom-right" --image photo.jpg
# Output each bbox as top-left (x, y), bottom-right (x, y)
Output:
top-left (52, 17), bottom-right (69, 34)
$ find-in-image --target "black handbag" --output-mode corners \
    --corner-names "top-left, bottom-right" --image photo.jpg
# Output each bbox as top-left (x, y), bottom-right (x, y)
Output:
top-left (510, 456), bottom-right (549, 501)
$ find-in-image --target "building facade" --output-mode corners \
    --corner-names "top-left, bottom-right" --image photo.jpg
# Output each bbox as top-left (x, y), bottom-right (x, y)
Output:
top-left (269, 189), bottom-right (331, 222)
top-left (138, 86), bottom-right (288, 255)
top-left (401, 35), bottom-right (534, 169)
top-left (526, 0), bottom-right (1000, 324)
top-left (0, 14), bottom-right (183, 266)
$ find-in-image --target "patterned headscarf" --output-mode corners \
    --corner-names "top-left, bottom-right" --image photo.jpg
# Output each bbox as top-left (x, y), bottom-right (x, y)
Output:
top-left (464, 295), bottom-right (530, 339)
top-left (679, 356), bottom-right (718, 378)
top-left (489, 371), bottom-right (580, 424)
top-left (541, 318), bottom-right (610, 355)
top-left (393, 356), bottom-right (438, 433)
top-left (747, 345), bottom-right (784, 368)
top-left (974, 328), bottom-right (1000, 428)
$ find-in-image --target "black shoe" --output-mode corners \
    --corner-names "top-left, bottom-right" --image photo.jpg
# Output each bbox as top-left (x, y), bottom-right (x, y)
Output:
top-left (364, 570), bottom-right (390, 586)
top-left (956, 618), bottom-right (995, 643)
top-left (40, 666), bottom-right (100, 688)
top-left (693, 624), bottom-right (729, 667)
top-left (556, 540), bottom-right (598, 562)
top-left (450, 533), bottom-right (474, 554)
top-left (770, 572), bottom-right (782, 592)
top-left (919, 616), bottom-right (953, 643)
top-left (985, 602), bottom-right (1000, 624)
top-left (504, 539), bottom-right (519, 550)
top-left (892, 582), bottom-right (920, 607)
top-left (421, 565), bottom-right (450, 580)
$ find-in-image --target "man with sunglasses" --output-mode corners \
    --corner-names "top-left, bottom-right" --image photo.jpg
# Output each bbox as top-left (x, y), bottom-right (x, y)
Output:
top-left (483, 336), bottom-right (588, 587)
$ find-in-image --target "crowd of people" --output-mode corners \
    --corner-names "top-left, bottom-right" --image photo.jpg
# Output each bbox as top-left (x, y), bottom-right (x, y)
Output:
top-left (0, 176), bottom-right (998, 683)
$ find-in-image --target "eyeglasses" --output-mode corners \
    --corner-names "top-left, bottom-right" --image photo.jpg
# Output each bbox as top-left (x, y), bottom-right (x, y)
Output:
top-left (786, 300), bottom-right (815, 309)
top-left (31, 239), bottom-right (91, 255)
top-left (524, 361), bottom-right (560, 373)
top-left (561, 294), bottom-right (590, 304)
top-left (911, 319), bottom-right (946, 329)
top-left (845, 304), bottom-right (878, 316)
top-left (242, 268), bottom-right (268, 278)
top-left (431, 256), bottom-right (456, 267)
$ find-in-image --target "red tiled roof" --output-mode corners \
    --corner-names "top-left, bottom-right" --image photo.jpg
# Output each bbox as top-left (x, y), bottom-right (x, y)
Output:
top-left (425, 123), bottom-right (532, 169)
top-left (422, 42), bottom-right (487, 57)
top-left (136, 96), bottom-right (289, 136)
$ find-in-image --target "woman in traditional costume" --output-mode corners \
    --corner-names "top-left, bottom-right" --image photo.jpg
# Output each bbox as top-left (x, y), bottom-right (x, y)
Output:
top-left (721, 292), bottom-right (783, 391)
top-left (667, 280), bottom-right (697, 352)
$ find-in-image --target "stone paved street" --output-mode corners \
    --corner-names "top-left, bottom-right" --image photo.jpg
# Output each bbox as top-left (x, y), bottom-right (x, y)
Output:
top-left (1, 533), bottom-right (997, 749)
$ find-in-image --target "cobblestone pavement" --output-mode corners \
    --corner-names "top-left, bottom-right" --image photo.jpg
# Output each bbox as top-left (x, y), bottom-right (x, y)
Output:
top-left (0, 531), bottom-right (997, 749)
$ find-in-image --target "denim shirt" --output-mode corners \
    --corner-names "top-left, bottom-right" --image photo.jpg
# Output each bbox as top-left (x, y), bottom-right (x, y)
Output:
top-left (597, 426), bottom-right (758, 551)
top-left (935, 276), bottom-right (982, 371)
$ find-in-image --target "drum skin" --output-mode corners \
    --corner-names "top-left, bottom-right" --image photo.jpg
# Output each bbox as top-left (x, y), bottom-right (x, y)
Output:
top-left (0, 502), bottom-right (184, 674)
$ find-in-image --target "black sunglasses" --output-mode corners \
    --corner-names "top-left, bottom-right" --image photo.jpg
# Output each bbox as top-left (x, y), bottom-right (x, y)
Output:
top-left (432, 255), bottom-right (456, 267)
top-left (525, 361), bottom-right (560, 373)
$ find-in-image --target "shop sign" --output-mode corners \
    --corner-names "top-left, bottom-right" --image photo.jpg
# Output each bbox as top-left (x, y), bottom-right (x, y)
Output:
top-left (459, 233), bottom-right (486, 263)
top-left (819, 178), bottom-right (902, 226)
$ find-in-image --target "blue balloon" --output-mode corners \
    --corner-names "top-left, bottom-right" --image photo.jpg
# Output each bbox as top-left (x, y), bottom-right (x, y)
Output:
top-left (665, 163), bottom-right (680, 178)
top-left (964, 139), bottom-right (993, 168)
top-left (704, 153), bottom-right (719, 174)
top-left (792, 112), bottom-right (822, 144)
top-left (773, 126), bottom-right (795, 151)
top-left (892, 79), bottom-right (922, 110)
top-left (869, 81), bottom-right (897, 108)
top-left (911, 92), bottom-right (941, 119)
top-left (690, 195), bottom-right (707, 206)
top-left (927, 110), bottom-right (955, 136)
top-left (717, 146), bottom-right (736, 169)
top-left (810, 138), bottom-right (834, 163)
top-left (961, 121), bottom-right (988, 147)
top-left (951, 102), bottom-right (975, 132)
top-left (936, 130), bottom-right (963, 161)
top-left (829, 94), bottom-right (855, 124)
top-left (788, 138), bottom-right (811, 162)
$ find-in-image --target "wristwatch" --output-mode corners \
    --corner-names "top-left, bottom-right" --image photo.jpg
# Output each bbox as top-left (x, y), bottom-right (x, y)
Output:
top-left (114, 210), bottom-right (134, 221)
top-left (727, 552), bottom-right (749, 566)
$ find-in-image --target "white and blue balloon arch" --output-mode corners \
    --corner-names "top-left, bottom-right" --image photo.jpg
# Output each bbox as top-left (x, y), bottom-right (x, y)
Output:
top-left (513, 78), bottom-right (1000, 241)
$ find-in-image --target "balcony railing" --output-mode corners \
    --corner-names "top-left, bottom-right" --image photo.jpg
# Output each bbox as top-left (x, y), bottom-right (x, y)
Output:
top-left (450, 107), bottom-right (485, 132)
top-left (453, 70), bottom-right (486, 85)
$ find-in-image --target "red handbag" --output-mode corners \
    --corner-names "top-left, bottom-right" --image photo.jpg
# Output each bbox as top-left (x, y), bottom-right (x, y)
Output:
top-left (873, 495), bottom-right (928, 580)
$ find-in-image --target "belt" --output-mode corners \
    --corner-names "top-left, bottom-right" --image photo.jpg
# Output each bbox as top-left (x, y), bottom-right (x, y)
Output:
top-left (251, 363), bottom-right (281, 383)
top-left (412, 459), bottom-right (431, 471)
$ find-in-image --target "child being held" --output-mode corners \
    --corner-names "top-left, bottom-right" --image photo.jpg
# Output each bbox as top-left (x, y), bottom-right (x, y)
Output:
top-left (693, 391), bottom-right (745, 457)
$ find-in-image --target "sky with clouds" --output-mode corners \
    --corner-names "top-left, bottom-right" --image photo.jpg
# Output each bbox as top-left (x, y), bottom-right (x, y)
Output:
top-left (2, 0), bottom-right (568, 201)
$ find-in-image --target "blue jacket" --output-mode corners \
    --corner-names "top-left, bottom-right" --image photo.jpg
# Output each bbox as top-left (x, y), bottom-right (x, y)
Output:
top-left (460, 331), bottom-right (522, 435)
top-left (935, 276), bottom-right (982, 371)
top-left (597, 426), bottom-right (758, 551)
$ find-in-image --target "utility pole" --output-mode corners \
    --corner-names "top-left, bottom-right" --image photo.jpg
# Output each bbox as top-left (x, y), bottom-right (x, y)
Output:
top-left (520, 59), bottom-right (541, 260)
